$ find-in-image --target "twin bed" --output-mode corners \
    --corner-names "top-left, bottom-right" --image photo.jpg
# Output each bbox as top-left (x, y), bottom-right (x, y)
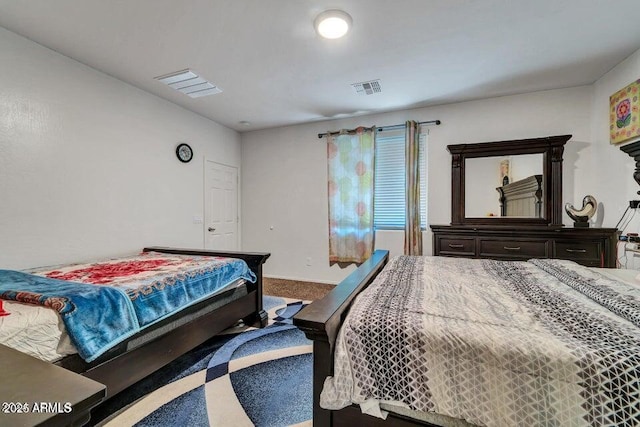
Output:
top-left (0, 246), bottom-right (270, 401)
top-left (294, 250), bottom-right (640, 427)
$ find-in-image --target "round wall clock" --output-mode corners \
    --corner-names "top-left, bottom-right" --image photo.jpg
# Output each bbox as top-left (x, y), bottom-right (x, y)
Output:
top-left (176, 143), bottom-right (193, 163)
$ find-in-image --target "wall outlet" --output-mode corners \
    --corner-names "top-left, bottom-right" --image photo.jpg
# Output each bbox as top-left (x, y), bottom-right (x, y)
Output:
top-left (305, 257), bottom-right (312, 266)
top-left (193, 215), bottom-right (203, 224)
top-left (630, 200), bottom-right (640, 209)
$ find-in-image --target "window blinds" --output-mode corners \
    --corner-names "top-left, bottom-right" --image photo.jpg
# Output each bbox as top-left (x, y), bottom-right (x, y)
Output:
top-left (374, 131), bottom-right (427, 229)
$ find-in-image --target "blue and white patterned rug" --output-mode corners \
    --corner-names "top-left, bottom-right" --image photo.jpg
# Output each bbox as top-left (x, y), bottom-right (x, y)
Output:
top-left (94, 296), bottom-right (312, 427)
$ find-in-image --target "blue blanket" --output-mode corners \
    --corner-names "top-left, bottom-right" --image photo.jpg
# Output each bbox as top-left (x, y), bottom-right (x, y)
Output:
top-left (0, 259), bottom-right (256, 362)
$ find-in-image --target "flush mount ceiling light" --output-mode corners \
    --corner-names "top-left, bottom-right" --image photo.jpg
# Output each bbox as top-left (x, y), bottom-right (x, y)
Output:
top-left (314, 10), bottom-right (352, 39)
top-left (154, 69), bottom-right (222, 98)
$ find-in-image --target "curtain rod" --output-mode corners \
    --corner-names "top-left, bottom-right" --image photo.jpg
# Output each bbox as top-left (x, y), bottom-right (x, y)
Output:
top-left (317, 119), bottom-right (441, 139)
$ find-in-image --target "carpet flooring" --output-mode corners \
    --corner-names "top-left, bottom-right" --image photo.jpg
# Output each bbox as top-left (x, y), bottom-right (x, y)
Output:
top-left (92, 295), bottom-right (313, 426)
top-left (262, 277), bottom-right (334, 301)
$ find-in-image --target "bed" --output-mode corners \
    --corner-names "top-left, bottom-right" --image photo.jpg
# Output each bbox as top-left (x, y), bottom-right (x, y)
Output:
top-left (293, 250), bottom-right (640, 426)
top-left (0, 246), bottom-right (270, 401)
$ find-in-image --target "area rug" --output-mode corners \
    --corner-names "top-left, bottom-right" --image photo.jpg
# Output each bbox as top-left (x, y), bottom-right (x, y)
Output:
top-left (94, 296), bottom-right (312, 426)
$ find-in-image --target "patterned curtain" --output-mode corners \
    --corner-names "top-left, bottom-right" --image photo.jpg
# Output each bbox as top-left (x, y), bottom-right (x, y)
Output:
top-left (327, 127), bottom-right (375, 264)
top-left (404, 121), bottom-right (423, 255)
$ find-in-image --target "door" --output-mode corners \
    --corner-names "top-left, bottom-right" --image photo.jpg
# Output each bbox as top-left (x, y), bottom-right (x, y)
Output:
top-left (204, 160), bottom-right (239, 250)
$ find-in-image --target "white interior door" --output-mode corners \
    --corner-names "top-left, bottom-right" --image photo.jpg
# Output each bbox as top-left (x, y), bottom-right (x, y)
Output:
top-left (204, 160), bottom-right (238, 250)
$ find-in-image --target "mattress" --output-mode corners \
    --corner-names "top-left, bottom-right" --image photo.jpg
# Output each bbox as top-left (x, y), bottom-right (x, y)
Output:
top-left (0, 278), bottom-right (246, 363)
top-left (0, 299), bottom-right (77, 362)
top-left (0, 251), bottom-right (252, 362)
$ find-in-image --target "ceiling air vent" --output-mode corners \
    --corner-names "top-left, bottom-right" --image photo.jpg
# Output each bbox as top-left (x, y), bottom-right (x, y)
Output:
top-left (351, 79), bottom-right (382, 95)
top-left (154, 69), bottom-right (222, 98)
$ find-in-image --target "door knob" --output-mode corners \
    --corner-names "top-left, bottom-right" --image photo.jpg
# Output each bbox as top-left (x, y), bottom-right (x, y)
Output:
top-left (208, 227), bottom-right (216, 232)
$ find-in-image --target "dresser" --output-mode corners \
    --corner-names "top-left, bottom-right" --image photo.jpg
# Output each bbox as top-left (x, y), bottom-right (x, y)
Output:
top-left (431, 225), bottom-right (619, 267)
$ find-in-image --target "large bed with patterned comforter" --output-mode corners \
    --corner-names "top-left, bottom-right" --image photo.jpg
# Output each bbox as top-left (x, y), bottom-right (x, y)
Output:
top-left (0, 246), bottom-right (270, 400)
top-left (294, 250), bottom-right (640, 427)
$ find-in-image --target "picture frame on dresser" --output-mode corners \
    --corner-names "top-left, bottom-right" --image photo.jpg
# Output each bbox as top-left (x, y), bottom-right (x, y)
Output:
top-left (431, 135), bottom-right (619, 268)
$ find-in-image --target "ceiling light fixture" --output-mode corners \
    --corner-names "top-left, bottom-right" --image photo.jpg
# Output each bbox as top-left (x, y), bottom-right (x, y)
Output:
top-left (314, 10), bottom-right (352, 39)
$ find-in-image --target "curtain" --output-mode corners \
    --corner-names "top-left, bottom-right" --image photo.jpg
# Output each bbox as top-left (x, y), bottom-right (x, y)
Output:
top-left (404, 120), bottom-right (423, 255)
top-left (327, 127), bottom-right (375, 264)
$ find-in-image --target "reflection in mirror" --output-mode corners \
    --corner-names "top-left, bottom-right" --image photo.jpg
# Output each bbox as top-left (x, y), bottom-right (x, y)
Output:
top-left (465, 154), bottom-right (543, 218)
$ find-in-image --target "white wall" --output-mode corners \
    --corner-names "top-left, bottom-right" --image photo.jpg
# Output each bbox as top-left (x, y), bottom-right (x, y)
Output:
top-left (242, 86), bottom-right (595, 283)
top-left (591, 48), bottom-right (640, 267)
top-left (511, 154), bottom-right (543, 182)
top-left (0, 27), bottom-right (241, 270)
top-left (465, 156), bottom-right (503, 217)
top-left (591, 49), bottom-right (640, 228)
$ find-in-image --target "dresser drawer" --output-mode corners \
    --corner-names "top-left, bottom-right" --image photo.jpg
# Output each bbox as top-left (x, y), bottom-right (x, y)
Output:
top-left (554, 241), bottom-right (602, 263)
top-left (479, 239), bottom-right (548, 259)
top-left (431, 226), bottom-right (618, 267)
top-left (438, 238), bottom-right (475, 256)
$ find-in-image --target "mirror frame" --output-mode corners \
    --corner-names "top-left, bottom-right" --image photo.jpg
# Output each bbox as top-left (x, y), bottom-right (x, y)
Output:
top-left (447, 135), bottom-right (571, 226)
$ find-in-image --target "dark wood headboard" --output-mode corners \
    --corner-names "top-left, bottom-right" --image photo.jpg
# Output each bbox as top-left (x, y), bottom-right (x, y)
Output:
top-left (497, 174), bottom-right (543, 217)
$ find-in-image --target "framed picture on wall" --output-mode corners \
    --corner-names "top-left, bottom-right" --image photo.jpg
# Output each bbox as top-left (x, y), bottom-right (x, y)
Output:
top-left (610, 79), bottom-right (640, 144)
top-left (499, 158), bottom-right (510, 186)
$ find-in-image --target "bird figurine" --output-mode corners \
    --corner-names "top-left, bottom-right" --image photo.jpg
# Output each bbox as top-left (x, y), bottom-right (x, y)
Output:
top-left (565, 195), bottom-right (597, 227)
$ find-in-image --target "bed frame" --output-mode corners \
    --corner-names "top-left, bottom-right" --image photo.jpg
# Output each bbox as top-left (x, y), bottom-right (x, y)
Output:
top-left (293, 250), bottom-right (440, 427)
top-left (53, 246), bottom-right (270, 401)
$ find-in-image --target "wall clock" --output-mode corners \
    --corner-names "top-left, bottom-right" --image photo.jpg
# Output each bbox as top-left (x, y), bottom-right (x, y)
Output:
top-left (176, 143), bottom-right (193, 163)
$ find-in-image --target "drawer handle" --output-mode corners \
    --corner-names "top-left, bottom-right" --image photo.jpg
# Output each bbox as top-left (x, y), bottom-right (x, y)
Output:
top-left (503, 246), bottom-right (521, 251)
top-left (565, 248), bottom-right (587, 253)
top-left (448, 244), bottom-right (464, 249)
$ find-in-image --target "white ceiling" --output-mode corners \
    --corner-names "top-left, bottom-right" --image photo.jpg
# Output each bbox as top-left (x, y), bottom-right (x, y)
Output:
top-left (1, 0), bottom-right (639, 132)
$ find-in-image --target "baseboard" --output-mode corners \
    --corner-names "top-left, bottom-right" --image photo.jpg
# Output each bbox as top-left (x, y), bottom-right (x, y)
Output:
top-left (263, 274), bottom-right (338, 286)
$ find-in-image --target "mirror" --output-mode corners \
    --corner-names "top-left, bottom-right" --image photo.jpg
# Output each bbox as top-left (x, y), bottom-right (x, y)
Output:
top-left (447, 135), bottom-right (571, 226)
top-left (465, 154), bottom-right (543, 218)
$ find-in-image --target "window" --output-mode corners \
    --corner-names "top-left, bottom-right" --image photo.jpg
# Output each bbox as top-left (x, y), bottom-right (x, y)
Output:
top-left (373, 129), bottom-right (427, 229)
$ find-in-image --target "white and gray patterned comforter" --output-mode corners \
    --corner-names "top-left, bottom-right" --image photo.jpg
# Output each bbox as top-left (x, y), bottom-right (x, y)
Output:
top-left (320, 256), bottom-right (640, 426)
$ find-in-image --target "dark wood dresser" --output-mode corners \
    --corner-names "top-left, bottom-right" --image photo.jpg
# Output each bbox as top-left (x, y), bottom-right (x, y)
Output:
top-left (431, 225), bottom-right (619, 267)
